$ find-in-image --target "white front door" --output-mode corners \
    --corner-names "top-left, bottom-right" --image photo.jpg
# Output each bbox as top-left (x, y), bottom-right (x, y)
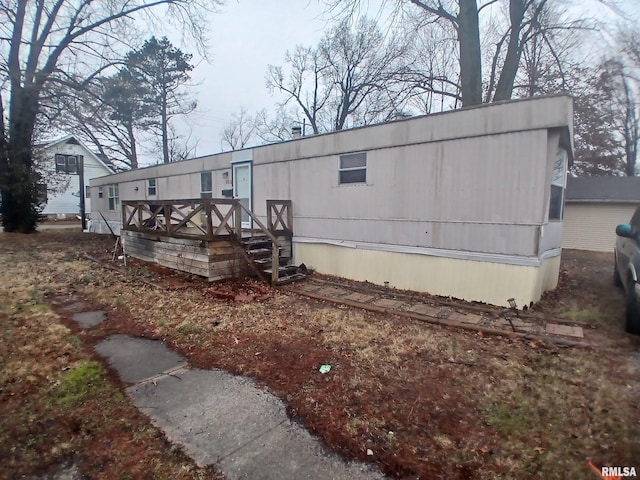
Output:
top-left (232, 162), bottom-right (252, 229)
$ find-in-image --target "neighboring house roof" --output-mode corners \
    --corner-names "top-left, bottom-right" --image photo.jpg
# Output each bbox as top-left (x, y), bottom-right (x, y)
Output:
top-left (566, 176), bottom-right (640, 203)
top-left (39, 134), bottom-right (115, 174)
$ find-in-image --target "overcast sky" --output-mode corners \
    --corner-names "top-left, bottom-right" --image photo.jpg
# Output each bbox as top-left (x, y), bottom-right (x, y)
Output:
top-left (160, 0), bottom-right (637, 167)
top-left (169, 1), bottom-right (330, 163)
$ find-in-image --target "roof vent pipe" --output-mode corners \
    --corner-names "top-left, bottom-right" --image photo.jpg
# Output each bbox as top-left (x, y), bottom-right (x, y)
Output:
top-left (291, 126), bottom-right (302, 138)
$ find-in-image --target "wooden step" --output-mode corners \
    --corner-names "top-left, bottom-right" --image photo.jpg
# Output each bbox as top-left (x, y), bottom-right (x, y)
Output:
top-left (253, 256), bottom-right (289, 266)
top-left (263, 265), bottom-right (299, 276)
top-left (242, 236), bottom-right (272, 247)
top-left (274, 273), bottom-right (307, 285)
top-left (246, 247), bottom-right (273, 257)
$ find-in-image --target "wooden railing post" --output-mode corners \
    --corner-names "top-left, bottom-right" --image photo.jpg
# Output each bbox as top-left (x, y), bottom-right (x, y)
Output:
top-left (266, 200), bottom-right (274, 232)
top-left (271, 242), bottom-right (279, 284)
top-left (163, 202), bottom-right (171, 236)
top-left (234, 200), bottom-right (243, 241)
top-left (286, 201), bottom-right (293, 233)
top-left (137, 202), bottom-right (142, 229)
top-left (204, 199), bottom-right (213, 239)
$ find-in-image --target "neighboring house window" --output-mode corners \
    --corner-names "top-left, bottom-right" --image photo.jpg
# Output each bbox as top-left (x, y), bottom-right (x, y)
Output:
top-left (148, 178), bottom-right (157, 196)
top-left (98, 186), bottom-right (103, 198)
top-left (55, 154), bottom-right (78, 174)
top-left (85, 186), bottom-right (91, 198)
top-left (339, 152), bottom-right (367, 184)
top-left (200, 172), bottom-right (212, 198)
top-left (549, 148), bottom-right (568, 220)
top-left (108, 184), bottom-right (119, 210)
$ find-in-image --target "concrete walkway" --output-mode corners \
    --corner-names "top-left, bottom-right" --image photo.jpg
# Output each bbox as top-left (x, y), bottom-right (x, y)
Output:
top-left (90, 331), bottom-right (385, 480)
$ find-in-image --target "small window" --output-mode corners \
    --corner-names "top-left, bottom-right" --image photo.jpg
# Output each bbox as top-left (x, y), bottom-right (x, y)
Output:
top-left (148, 178), bottom-right (157, 196)
top-left (98, 186), bottom-right (103, 198)
top-left (200, 172), bottom-right (212, 198)
top-left (67, 156), bottom-right (77, 174)
top-left (55, 155), bottom-right (66, 173)
top-left (548, 148), bottom-right (567, 220)
top-left (339, 152), bottom-right (367, 184)
top-left (55, 154), bottom-right (78, 174)
top-left (108, 184), bottom-right (119, 210)
top-left (85, 186), bottom-right (91, 198)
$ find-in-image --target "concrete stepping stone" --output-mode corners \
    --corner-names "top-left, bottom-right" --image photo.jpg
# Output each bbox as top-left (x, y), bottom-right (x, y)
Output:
top-left (343, 292), bottom-right (376, 303)
top-left (316, 286), bottom-right (349, 297)
top-left (297, 284), bottom-right (323, 293)
top-left (448, 312), bottom-right (482, 325)
top-left (407, 304), bottom-right (441, 317)
top-left (95, 334), bottom-right (187, 383)
top-left (545, 323), bottom-right (584, 338)
top-left (71, 311), bottom-right (107, 329)
top-left (373, 298), bottom-right (405, 309)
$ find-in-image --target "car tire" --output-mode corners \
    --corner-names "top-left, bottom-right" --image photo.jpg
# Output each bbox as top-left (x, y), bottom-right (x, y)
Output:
top-left (614, 260), bottom-right (623, 288)
top-left (625, 279), bottom-right (640, 335)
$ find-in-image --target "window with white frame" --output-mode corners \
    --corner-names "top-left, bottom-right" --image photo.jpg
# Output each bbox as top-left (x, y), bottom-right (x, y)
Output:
top-left (148, 178), bottom-right (157, 196)
top-left (108, 184), bottom-right (119, 210)
top-left (200, 172), bottom-right (212, 198)
top-left (55, 154), bottom-right (78, 174)
top-left (98, 186), bottom-right (103, 198)
top-left (548, 148), bottom-right (567, 220)
top-left (339, 152), bottom-right (367, 184)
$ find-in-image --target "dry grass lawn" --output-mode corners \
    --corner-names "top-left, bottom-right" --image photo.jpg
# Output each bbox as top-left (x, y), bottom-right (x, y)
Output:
top-left (0, 232), bottom-right (638, 479)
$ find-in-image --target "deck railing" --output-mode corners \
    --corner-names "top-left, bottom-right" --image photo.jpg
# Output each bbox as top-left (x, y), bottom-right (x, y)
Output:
top-left (121, 198), bottom-right (292, 284)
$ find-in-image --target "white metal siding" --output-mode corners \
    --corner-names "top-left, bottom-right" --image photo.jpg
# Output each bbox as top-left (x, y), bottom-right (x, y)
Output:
top-left (563, 203), bottom-right (638, 252)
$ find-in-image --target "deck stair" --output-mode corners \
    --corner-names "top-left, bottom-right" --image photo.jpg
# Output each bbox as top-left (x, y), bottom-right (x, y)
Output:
top-left (241, 235), bottom-right (306, 285)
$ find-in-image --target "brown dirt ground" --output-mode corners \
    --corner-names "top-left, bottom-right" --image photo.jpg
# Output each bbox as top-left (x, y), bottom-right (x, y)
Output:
top-left (1, 232), bottom-right (639, 480)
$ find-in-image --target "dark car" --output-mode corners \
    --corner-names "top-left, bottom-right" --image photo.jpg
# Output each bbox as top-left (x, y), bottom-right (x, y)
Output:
top-left (614, 205), bottom-right (640, 334)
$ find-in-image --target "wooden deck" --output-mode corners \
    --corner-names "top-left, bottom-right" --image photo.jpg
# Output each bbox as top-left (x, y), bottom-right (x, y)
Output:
top-left (120, 199), bottom-right (303, 284)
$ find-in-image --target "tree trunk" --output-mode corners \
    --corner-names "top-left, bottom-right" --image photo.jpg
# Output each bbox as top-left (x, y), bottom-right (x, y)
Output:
top-left (126, 122), bottom-right (139, 169)
top-left (457, 0), bottom-right (483, 107)
top-left (493, 0), bottom-right (526, 102)
top-left (1, 86), bottom-right (42, 233)
top-left (161, 90), bottom-right (170, 164)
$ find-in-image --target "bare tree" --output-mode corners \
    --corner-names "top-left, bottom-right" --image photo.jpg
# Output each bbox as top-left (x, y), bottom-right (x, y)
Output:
top-left (254, 106), bottom-right (304, 144)
top-left (267, 17), bottom-right (411, 133)
top-left (0, 0), bottom-right (220, 233)
top-left (325, 0), bottom-right (592, 107)
top-left (166, 123), bottom-right (198, 163)
top-left (266, 45), bottom-right (333, 134)
top-left (221, 107), bottom-right (256, 151)
top-left (320, 17), bottom-right (411, 130)
top-left (605, 60), bottom-right (638, 176)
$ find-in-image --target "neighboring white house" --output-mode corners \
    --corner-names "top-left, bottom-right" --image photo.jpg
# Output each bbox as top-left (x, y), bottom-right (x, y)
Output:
top-left (90, 94), bottom-right (573, 308)
top-left (563, 176), bottom-right (640, 252)
top-left (36, 135), bottom-right (114, 219)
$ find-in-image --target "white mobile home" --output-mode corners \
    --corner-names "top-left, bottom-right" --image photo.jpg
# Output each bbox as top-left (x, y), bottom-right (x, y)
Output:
top-left (90, 94), bottom-right (573, 308)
